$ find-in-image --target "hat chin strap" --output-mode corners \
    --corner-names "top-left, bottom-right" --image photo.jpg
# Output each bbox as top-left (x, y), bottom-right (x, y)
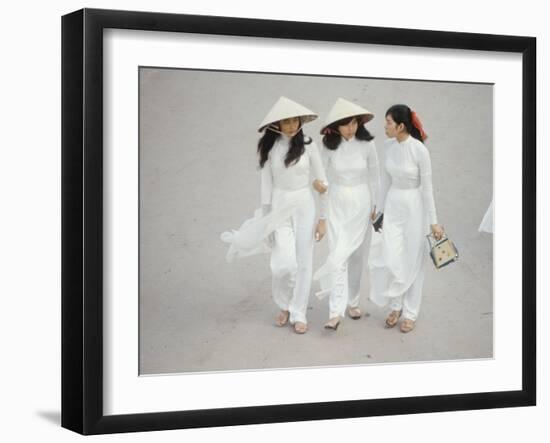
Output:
top-left (266, 124), bottom-right (302, 137)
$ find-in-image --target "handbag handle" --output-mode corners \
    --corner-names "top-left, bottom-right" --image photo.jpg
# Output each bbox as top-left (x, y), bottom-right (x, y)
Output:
top-left (426, 232), bottom-right (448, 248)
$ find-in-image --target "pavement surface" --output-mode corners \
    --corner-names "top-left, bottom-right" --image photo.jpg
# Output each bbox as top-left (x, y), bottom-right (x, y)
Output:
top-left (138, 68), bottom-right (493, 374)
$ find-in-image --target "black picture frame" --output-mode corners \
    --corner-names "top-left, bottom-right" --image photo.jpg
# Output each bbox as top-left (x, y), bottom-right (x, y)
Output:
top-left (61, 8), bottom-right (536, 435)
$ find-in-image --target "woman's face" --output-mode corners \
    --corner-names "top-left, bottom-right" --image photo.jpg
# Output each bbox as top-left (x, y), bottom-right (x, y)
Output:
top-left (278, 117), bottom-right (301, 137)
top-left (384, 114), bottom-right (402, 138)
top-left (337, 118), bottom-right (359, 141)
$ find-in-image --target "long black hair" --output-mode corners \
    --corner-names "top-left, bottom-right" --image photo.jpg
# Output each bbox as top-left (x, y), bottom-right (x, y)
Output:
top-left (322, 116), bottom-right (374, 151)
top-left (385, 104), bottom-right (425, 143)
top-left (258, 122), bottom-right (312, 168)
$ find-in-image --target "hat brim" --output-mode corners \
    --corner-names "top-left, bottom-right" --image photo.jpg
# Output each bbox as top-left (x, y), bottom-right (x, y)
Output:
top-left (258, 114), bottom-right (318, 133)
top-left (320, 112), bottom-right (374, 134)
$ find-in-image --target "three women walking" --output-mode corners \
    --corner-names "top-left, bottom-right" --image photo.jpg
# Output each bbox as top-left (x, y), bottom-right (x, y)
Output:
top-left (222, 97), bottom-right (443, 335)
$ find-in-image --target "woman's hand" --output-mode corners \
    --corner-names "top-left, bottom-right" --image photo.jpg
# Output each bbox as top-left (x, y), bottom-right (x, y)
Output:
top-left (431, 224), bottom-right (445, 241)
top-left (313, 179), bottom-right (328, 194)
top-left (370, 206), bottom-right (377, 221)
top-left (315, 219), bottom-right (326, 242)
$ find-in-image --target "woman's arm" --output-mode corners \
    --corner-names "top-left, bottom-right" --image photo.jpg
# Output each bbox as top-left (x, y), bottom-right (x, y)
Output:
top-left (417, 142), bottom-right (444, 239)
top-left (377, 139), bottom-right (393, 213)
top-left (313, 145), bottom-right (330, 193)
top-left (309, 142), bottom-right (328, 219)
top-left (260, 156), bottom-right (273, 216)
top-left (366, 141), bottom-right (381, 216)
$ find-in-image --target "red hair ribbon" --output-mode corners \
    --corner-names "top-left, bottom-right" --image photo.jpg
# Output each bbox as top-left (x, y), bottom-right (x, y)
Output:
top-left (322, 127), bottom-right (336, 135)
top-left (411, 111), bottom-right (428, 141)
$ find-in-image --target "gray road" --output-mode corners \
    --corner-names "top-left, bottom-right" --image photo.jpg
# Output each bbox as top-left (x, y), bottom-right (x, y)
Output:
top-left (139, 68), bottom-right (493, 374)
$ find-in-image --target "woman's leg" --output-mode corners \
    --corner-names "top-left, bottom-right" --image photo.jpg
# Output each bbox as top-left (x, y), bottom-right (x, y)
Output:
top-left (402, 258), bottom-right (426, 321)
top-left (328, 263), bottom-right (348, 320)
top-left (347, 229), bottom-right (370, 309)
top-left (290, 199), bottom-right (316, 325)
top-left (384, 256), bottom-right (425, 330)
top-left (270, 222), bottom-right (297, 315)
top-left (388, 296), bottom-right (404, 314)
top-left (386, 264), bottom-right (425, 321)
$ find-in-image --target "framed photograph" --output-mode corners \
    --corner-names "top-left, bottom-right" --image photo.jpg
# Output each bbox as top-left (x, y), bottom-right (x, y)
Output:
top-left (61, 8), bottom-right (536, 435)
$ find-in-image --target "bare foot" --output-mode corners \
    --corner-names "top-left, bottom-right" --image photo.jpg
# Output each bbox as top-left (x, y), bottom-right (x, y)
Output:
top-left (275, 310), bottom-right (290, 327)
top-left (400, 318), bottom-right (415, 333)
top-left (293, 322), bottom-right (308, 334)
top-left (324, 316), bottom-right (342, 330)
top-left (347, 307), bottom-right (362, 320)
top-left (385, 310), bottom-right (402, 328)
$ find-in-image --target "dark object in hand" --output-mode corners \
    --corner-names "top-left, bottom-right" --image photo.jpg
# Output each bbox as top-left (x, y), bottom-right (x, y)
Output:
top-left (373, 212), bottom-right (384, 232)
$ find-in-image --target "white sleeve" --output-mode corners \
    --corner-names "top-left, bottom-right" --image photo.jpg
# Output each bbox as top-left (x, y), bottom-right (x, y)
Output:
top-left (416, 142), bottom-right (438, 225)
top-left (366, 141), bottom-right (380, 210)
top-left (321, 144), bottom-right (331, 179)
top-left (309, 141), bottom-right (328, 184)
top-left (378, 140), bottom-right (393, 212)
top-left (260, 155), bottom-right (273, 214)
top-left (308, 142), bottom-right (328, 219)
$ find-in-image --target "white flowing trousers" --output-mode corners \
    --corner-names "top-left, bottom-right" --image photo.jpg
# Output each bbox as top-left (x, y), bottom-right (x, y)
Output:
top-left (314, 183), bottom-right (373, 320)
top-left (270, 186), bottom-right (316, 325)
top-left (369, 186), bottom-right (428, 321)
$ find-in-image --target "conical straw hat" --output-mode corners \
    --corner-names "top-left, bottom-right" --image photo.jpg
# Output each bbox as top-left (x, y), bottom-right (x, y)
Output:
top-left (321, 98), bottom-right (374, 134)
top-left (258, 96), bottom-right (318, 132)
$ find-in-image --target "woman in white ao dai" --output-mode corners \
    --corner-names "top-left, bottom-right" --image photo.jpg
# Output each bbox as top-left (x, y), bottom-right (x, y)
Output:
top-left (368, 105), bottom-right (444, 333)
top-left (313, 98), bottom-right (380, 330)
top-left (221, 97), bottom-right (327, 334)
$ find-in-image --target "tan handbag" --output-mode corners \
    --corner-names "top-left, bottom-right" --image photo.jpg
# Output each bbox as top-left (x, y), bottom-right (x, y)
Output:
top-left (426, 233), bottom-right (459, 269)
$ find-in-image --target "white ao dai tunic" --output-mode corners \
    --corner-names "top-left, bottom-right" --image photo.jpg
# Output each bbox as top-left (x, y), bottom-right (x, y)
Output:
top-left (368, 136), bottom-right (437, 320)
top-left (221, 135), bottom-right (327, 324)
top-left (313, 137), bottom-right (380, 319)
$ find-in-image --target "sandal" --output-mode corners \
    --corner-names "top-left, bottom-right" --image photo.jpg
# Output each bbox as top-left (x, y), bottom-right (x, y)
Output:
top-left (275, 310), bottom-right (290, 327)
top-left (347, 307), bottom-right (362, 320)
top-left (294, 321), bottom-right (308, 334)
top-left (385, 310), bottom-right (402, 328)
top-left (400, 319), bottom-right (415, 333)
top-left (324, 316), bottom-right (342, 331)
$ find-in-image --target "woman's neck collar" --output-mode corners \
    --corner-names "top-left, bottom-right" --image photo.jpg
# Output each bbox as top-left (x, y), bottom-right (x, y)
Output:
top-left (396, 133), bottom-right (410, 143)
top-left (279, 133), bottom-right (292, 142)
top-left (342, 135), bottom-right (356, 143)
